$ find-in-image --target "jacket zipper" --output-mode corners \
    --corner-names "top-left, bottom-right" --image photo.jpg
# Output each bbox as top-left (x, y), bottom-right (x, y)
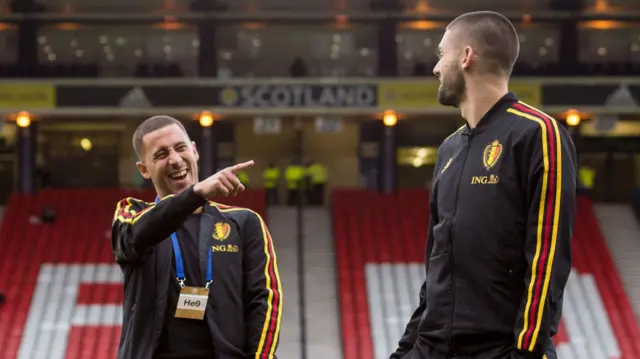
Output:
top-left (448, 130), bottom-right (474, 354)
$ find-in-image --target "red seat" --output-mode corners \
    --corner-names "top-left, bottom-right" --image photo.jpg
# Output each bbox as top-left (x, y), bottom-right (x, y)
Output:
top-left (333, 189), bottom-right (430, 359)
top-left (575, 197), bottom-right (640, 358)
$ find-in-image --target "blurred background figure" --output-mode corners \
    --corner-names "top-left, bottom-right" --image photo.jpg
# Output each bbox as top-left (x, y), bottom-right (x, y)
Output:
top-left (285, 160), bottom-right (305, 205)
top-left (289, 56), bottom-right (308, 77)
top-left (263, 161), bottom-right (280, 205)
top-left (236, 168), bottom-right (250, 188)
top-left (578, 164), bottom-right (596, 197)
top-left (40, 205), bottom-right (56, 224)
top-left (305, 159), bottom-right (327, 205)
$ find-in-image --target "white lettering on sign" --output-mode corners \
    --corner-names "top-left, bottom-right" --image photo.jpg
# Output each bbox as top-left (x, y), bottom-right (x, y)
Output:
top-left (253, 116), bottom-right (282, 134)
top-left (17, 264), bottom-right (123, 359)
top-left (315, 116), bottom-right (343, 133)
top-left (177, 294), bottom-right (208, 311)
top-left (239, 84), bottom-right (376, 108)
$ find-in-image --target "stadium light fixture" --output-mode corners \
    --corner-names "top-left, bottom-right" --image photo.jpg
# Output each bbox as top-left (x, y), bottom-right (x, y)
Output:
top-left (199, 111), bottom-right (214, 127)
top-left (80, 138), bottom-right (92, 151)
top-left (16, 112), bottom-right (31, 128)
top-left (382, 110), bottom-right (398, 127)
top-left (566, 109), bottom-right (581, 127)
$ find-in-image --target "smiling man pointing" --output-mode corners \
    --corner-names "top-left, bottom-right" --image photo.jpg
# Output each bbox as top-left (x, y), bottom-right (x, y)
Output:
top-left (111, 115), bottom-right (283, 359)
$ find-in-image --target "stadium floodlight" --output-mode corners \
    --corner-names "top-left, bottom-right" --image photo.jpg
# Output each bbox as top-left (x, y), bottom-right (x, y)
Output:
top-left (566, 109), bottom-right (581, 126)
top-left (16, 112), bottom-right (31, 128)
top-left (199, 111), bottom-right (214, 127)
top-left (382, 110), bottom-right (398, 127)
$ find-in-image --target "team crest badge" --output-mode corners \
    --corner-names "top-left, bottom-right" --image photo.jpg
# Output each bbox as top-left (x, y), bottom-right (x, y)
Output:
top-left (483, 140), bottom-right (503, 170)
top-left (212, 222), bottom-right (231, 241)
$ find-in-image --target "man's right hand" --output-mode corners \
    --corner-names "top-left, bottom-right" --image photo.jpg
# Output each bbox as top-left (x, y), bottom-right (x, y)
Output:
top-left (194, 160), bottom-right (254, 199)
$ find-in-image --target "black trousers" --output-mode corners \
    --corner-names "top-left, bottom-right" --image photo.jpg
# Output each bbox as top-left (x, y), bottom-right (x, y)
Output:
top-left (266, 187), bottom-right (278, 205)
top-left (287, 189), bottom-right (301, 206)
top-left (307, 183), bottom-right (325, 205)
top-left (401, 344), bottom-right (557, 359)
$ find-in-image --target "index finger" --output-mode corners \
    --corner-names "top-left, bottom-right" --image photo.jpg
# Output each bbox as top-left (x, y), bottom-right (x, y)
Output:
top-left (227, 160), bottom-right (255, 173)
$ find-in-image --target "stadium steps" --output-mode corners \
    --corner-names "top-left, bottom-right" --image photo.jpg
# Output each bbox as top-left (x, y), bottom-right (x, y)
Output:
top-left (0, 189), bottom-right (266, 359)
top-left (593, 204), bottom-right (640, 324)
top-left (333, 189), bottom-right (640, 359)
top-left (302, 207), bottom-right (343, 359)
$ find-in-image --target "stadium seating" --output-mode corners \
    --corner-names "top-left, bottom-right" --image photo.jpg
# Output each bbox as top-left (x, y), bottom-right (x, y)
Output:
top-left (333, 189), bottom-right (640, 359)
top-left (571, 196), bottom-right (640, 359)
top-left (0, 188), bottom-right (266, 359)
top-left (332, 189), bottom-right (428, 359)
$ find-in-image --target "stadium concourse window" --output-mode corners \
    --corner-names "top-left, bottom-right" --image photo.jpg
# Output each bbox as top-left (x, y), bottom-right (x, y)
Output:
top-left (215, 24), bottom-right (378, 78)
top-left (396, 21), bottom-right (560, 76)
top-left (36, 24), bottom-right (198, 77)
top-left (396, 146), bottom-right (437, 189)
top-left (40, 130), bottom-right (120, 188)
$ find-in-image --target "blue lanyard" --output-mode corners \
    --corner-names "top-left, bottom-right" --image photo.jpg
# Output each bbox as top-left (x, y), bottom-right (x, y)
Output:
top-left (156, 197), bottom-right (212, 289)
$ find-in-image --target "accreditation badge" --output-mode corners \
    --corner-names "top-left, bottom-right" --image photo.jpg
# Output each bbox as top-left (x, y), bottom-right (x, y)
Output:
top-left (175, 286), bottom-right (209, 320)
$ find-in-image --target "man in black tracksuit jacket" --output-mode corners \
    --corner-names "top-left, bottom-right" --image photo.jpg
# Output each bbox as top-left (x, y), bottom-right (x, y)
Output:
top-left (112, 115), bottom-right (282, 359)
top-left (390, 12), bottom-right (577, 359)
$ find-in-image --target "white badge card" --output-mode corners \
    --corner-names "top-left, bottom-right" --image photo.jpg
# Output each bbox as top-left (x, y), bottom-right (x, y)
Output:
top-left (175, 286), bottom-right (209, 320)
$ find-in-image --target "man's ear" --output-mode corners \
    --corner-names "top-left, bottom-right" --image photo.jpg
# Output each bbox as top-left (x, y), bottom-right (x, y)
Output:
top-left (136, 161), bottom-right (151, 180)
top-left (460, 46), bottom-right (475, 70)
top-left (192, 141), bottom-right (199, 161)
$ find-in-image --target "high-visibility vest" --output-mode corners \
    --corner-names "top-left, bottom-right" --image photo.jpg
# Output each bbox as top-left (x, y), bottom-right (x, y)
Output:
top-left (579, 167), bottom-right (595, 189)
top-left (263, 168), bottom-right (280, 188)
top-left (285, 165), bottom-right (305, 189)
top-left (307, 163), bottom-right (328, 184)
top-left (237, 171), bottom-right (249, 185)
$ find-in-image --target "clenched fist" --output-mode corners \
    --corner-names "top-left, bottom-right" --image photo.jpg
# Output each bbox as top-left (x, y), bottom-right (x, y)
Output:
top-left (194, 160), bottom-right (254, 199)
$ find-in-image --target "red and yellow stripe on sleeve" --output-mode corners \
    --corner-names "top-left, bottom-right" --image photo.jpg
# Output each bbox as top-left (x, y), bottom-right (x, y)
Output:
top-left (114, 198), bottom-right (137, 223)
top-left (218, 207), bottom-right (282, 359)
top-left (113, 195), bottom-right (171, 224)
top-left (254, 213), bottom-right (282, 358)
top-left (507, 101), bottom-right (563, 352)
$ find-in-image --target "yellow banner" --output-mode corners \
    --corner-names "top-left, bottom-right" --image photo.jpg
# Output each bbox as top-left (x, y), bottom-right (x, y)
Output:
top-left (0, 84), bottom-right (55, 109)
top-left (378, 82), bottom-right (440, 109)
top-left (509, 82), bottom-right (541, 107)
top-left (377, 81), bottom-right (541, 108)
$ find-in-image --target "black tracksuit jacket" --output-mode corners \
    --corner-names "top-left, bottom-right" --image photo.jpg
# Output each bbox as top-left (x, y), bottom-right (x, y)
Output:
top-left (111, 186), bottom-right (283, 359)
top-left (391, 93), bottom-right (577, 359)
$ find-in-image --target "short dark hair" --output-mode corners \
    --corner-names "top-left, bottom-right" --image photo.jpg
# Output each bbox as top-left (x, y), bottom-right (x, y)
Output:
top-left (132, 115), bottom-right (189, 159)
top-left (447, 11), bottom-right (520, 75)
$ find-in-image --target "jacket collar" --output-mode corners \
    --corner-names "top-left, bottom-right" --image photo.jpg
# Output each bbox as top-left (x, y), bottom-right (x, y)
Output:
top-left (463, 92), bottom-right (518, 134)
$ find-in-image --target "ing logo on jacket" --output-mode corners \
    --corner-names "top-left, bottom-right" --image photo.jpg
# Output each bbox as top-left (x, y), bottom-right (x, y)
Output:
top-left (212, 222), bottom-right (231, 241)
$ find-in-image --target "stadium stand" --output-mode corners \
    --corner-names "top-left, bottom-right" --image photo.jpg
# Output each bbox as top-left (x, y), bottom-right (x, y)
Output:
top-left (333, 189), bottom-right (428, 359)
top-left (333, 189), bottom-right (640, 359)
top-left (0, 188), bottom-right (266, 359)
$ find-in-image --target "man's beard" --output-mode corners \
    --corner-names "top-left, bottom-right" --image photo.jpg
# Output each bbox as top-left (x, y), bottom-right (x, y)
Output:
top-left (437, 70), bottom-right (466, 108)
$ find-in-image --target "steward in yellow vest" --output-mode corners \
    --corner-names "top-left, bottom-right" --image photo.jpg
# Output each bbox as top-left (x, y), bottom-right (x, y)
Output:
top-left (306, 160), bottom-right (328, 205)
top-left (285, 162), bottom-right (306, 205)
top-left (263, 163), bottom-right (280, 205)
